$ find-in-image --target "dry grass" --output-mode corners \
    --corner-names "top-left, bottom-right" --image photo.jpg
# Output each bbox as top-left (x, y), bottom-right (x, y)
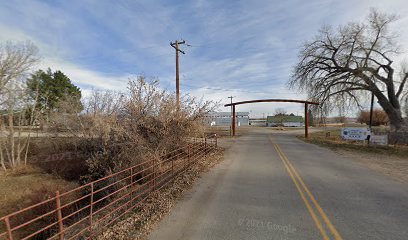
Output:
top-left (299, 130), bottom-right (408, 184)
top-left (336, 149), bottom-right (408, 184)
top-left (300, 129), bottom-right (408, 159)
top-left (0, 165), bottom-right (79, 217)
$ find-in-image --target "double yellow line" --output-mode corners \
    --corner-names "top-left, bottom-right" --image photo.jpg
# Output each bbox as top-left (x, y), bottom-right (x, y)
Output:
top-left (271, 138), bottom-right (342, 240)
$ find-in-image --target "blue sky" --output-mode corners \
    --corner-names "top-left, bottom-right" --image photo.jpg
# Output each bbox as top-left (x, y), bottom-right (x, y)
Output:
top-left (0, 0), bottom-right (407, 117)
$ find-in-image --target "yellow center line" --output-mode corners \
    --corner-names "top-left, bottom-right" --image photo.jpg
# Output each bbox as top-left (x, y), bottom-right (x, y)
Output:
top-left (273, 143), bottom-right (330, 240)
top-left (271, 137), bottom-right (343, 240)
top-left (275, 144), bottom-right (343, 240)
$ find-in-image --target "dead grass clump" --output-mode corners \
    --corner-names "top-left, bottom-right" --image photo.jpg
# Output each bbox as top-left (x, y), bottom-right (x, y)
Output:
top-left (1, 176), bottom-right (80, 239)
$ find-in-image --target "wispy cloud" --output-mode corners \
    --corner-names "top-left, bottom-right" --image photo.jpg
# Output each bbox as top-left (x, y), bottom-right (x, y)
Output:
top-left (0, 0), bottom-right (407, 117)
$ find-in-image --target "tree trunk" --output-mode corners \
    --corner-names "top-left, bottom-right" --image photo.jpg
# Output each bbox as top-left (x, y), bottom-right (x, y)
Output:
top-left (0, 141), bottom-right (6, 171)
top-left (376, 94), bottom-right (407, 131)
top-left (8, 103), bottom-right (15, 168)
top-left (387, 110), bottom-right (407, 131)
top-left (0, 115), bottom-right (5, 171)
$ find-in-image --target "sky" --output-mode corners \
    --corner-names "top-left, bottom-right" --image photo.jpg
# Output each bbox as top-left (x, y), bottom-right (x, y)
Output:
top-left (0, 0), bottom-right (407, 118)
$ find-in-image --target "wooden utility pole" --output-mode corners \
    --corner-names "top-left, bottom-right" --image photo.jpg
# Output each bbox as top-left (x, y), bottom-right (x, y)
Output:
top-left (170, 40), bottom-right (186, 110)
top-left (304, 103), bottom-right (309, 138)
top-left (228, 96), bottom-right (234, 136)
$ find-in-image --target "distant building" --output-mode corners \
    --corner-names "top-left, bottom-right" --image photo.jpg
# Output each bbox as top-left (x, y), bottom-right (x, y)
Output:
top-left (266, 115), bottom-right (304, 127)
top-left (204, 112), bottom-right (249, 126)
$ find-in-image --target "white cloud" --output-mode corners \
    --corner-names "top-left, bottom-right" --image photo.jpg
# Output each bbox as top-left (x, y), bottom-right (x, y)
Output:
top-left (1, 0), bottom-right (407, 117)
top-left (40, 58), bottom-right (130, 90)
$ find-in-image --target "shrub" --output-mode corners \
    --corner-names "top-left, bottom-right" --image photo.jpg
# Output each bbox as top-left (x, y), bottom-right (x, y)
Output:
top-left (357, 109), bottom-right (389, 126)
top-left (75, 76), bottom-right (215, 182)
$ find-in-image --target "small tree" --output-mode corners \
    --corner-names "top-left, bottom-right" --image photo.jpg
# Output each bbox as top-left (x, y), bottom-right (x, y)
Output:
top-left (274, 108), bottom-right (287, 116)
top-left (27, 68), bottom-right (83, 124)
top-left (273, 108), bottom-right (287, 125)
top-left (308, 109), bottom-right (315, 126)
top-left (0, 41), bottom-right (39, 170)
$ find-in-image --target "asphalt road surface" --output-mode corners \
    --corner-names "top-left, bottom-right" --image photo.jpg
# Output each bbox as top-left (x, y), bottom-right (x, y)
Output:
top-left (148, 129), bottom-right (408, 240)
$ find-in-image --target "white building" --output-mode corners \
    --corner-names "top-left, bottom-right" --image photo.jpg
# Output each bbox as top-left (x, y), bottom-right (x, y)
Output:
top-left (204, 112), bottom-right (249, 126)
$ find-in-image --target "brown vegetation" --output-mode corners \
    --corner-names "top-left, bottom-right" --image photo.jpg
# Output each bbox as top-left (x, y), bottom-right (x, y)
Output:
top-left (0, 76), bottom-right (217, 239)
top-left (99, 148), bottom-right (224, 240)
top-left (300, 130), bottom-right (408, 158)
top-left (74, 77), bottom-right (215, 182)
top-left (357, 109), bottom-right (389, 126)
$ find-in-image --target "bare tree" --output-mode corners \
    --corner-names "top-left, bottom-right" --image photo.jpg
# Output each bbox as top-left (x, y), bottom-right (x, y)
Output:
top-left (289, 9), bottom-right (407, 131)
top-left (0, 41), bottom-right (39, 170)
top-left (274, 108), bottom-right (287, 116)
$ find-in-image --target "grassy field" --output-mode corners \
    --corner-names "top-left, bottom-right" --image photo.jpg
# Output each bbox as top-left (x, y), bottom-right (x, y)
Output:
top-left (299, 129), bottom-right (408, 159)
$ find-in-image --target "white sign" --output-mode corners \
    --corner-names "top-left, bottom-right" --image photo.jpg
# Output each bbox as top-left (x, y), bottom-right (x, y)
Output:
top-left (370, 134), bottom-right (388, 145)
top-left (341, 128), bottom-right (371, 141)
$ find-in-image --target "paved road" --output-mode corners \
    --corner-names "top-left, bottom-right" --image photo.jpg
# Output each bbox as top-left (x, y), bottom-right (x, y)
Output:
top-left (148, 129), bottom-right (408, 240)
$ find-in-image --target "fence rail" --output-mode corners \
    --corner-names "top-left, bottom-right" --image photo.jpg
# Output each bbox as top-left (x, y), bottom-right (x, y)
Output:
top-left (0, 137), bottom-right (217, 240)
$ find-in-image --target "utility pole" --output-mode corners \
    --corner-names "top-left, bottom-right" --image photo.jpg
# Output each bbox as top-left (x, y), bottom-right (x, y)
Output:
top-left (368, 90), bottom-right (383, 144)
top-left (369, 92), bottom-right (375, 130)
top-left (228, 96), bottom-right (234, 136)
top-left (170, 40), bottom-right (186, 110)
top-left (368, 92), bottom-right (375, 144)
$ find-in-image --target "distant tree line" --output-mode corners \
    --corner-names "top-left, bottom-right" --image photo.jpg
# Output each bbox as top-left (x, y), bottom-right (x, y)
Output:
top-left (357, 109), bottom-right (389, 126)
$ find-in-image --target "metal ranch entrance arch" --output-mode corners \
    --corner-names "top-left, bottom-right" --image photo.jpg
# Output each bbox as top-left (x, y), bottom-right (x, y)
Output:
top-left (224, 99), bottom-right (319, 138)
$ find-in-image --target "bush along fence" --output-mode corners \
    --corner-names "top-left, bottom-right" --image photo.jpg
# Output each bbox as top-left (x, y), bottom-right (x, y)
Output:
top-left (388, 131), bottom-right (408, 145)
top-left (0, 137), bottom-right (217, 240)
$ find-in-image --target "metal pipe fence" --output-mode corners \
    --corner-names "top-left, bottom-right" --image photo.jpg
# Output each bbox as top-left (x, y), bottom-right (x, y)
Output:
top-left (0, 137), bottom-right (217, 240)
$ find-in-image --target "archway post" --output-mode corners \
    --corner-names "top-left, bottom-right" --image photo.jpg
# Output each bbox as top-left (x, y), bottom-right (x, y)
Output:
top-left (232, 105), bottom-right (236, 136)
top-left (224, 99), bottom-right (319, 138)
